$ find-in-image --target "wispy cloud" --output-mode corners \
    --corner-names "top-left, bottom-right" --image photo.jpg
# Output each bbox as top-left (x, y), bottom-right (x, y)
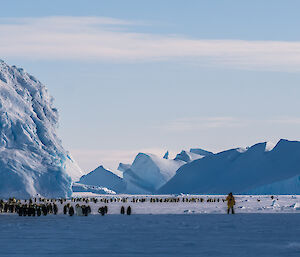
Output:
top-left (159, 117), bottom-right (248, 132)
top-left (159, 116), bottom-right (300, 132)
top-left (1, 16), bottom-right (300, 71)
top-left (267, 117), bottom-right (300, 125)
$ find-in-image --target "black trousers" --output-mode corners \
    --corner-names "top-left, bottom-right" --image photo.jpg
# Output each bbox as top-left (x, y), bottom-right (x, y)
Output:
top-left (227, 206), bottom-right (234, 214)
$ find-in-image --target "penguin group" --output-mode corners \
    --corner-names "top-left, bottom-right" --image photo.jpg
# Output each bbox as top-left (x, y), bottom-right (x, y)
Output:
top-left (98, 206), bottom-right (108, 216)
top-left (0, 198), bottom-right (58, 216)
top-left (1, 195), bottom-right (279, 216)
top-left (148, 197), bottom-right (222, 203)
top-left (0, 198), bottom-right (19, 213)
top-left (62, 203), bottom-right (75, 216)
top-left (75, 204), bottom-right (92, 216)
top-left (0, 196), bottom-right (227, 217)
top-left (17, 202), bottom-right (58, 216)
top-left (120, 206), bottom-right (131, 215)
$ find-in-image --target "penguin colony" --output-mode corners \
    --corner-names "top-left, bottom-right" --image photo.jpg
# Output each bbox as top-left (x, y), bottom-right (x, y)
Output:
top-left (0, 196), bottom-right (227, 216)
top-left (0, 196), bottom-right (278, 216)
top-left (0, 198), bottom-right (59, 217)
top-left (0, 197), bottom-right (135, 216)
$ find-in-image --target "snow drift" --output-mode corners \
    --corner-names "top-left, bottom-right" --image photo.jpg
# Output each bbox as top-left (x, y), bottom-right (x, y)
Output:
top-left (0, 60), bottom-right (83, 198)
top-left (159, 140), bottom-right (300, 195)
top-left (72, 183), bottom-right (116, 195)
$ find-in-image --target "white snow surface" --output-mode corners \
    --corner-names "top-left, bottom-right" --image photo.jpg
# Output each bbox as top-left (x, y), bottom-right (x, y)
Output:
top-left (72, 182), bottom-right (116, 195)
top-left (0, 60), bottom-right (83, 198)
top-left (2, 205), bottom-right (300, 257)
top-left (265, 141), bottom-right (276, 151)
top-left (123, 153), bottom-right (185, 193)
top-left (43, 194), bottom-right (300, 214)
top-left (159, 140), bottom-right (300, 194)
top-left (1, 195), bottom-right (300, 256)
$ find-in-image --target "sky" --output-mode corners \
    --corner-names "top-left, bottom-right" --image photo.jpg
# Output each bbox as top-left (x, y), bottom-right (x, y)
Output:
top-left (1, 0), bottom-right (300, 173)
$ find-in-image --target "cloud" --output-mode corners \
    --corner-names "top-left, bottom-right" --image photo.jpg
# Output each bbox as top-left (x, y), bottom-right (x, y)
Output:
top-left (160, 116), bottom-right (300, 132)
top-left (159, 117), bottom-right (248, 132)
top-left (1, 16), bottom-right (300, 71)
top-left (267, 117), bottom-right (300, 125)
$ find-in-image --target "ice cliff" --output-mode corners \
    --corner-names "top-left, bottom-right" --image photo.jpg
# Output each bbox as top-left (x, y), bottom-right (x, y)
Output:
top-left (0, 60), bottom-right (83, 198)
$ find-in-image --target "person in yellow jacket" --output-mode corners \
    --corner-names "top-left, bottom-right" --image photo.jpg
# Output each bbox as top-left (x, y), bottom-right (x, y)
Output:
top-left (226, 192), bottom-right (235, 214)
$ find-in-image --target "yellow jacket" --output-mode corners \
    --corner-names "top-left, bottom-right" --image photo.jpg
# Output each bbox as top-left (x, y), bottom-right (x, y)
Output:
top-left (226, 195), bottom-right (235, 207)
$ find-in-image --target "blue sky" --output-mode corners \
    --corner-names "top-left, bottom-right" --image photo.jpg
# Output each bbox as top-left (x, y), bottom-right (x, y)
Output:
top-left (2, 1), bottom-right (300, 172)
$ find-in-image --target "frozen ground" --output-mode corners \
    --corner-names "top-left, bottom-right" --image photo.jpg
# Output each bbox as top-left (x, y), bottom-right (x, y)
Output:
top-left (0, 214), bottom-right (300, 257)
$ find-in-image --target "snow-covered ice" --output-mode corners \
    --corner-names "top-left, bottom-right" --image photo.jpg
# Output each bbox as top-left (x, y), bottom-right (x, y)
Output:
top-left (72, 183), bottom-right (116, 195)
top-left (1, 195), bottom-right (300, 256)
top-left (0, 213), bottom-right (300, 257)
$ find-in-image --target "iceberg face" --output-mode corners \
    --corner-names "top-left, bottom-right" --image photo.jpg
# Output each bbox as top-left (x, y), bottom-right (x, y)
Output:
top-left (159, 140), bottom-right (300, 195)
top-left (174, 148), bottom-right (213, 163)
top-left (244, 175), bottom-right (300, 195)
top-left (189, 148), bottom-right (213, 156)
top-left (123, 153), bottom-right (185, 193)
top-left (174, 150), bottom-right (204, 163)
top-left (78, 165), bottom-right (125, 193)
top-left (0, 60), bottom-right (83, 198)
top-left (163, 151), bottom-right (169, 159)
top-left (117, 162), bottom-right (131, 172)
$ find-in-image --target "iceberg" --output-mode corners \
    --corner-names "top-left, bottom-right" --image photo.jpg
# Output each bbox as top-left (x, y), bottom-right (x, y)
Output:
top-left (159, 140), bottom-right (300, 195)
top-left (78, 165), bottom-right (125, 193)
top-left (0, 60), bottom-right (83, 198)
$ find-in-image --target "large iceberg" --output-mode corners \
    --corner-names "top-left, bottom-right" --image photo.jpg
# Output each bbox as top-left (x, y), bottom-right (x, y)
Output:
top-left (159, 139), bottom-right (300, 195)
top-left (0, 60), bottom-right (83, 198)
top-left (77, 149), bottom-right (211, 194)
top-left (77, 165), bottom-right (125, 193)
top-left (123, 153), bottom-right (185, 193)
